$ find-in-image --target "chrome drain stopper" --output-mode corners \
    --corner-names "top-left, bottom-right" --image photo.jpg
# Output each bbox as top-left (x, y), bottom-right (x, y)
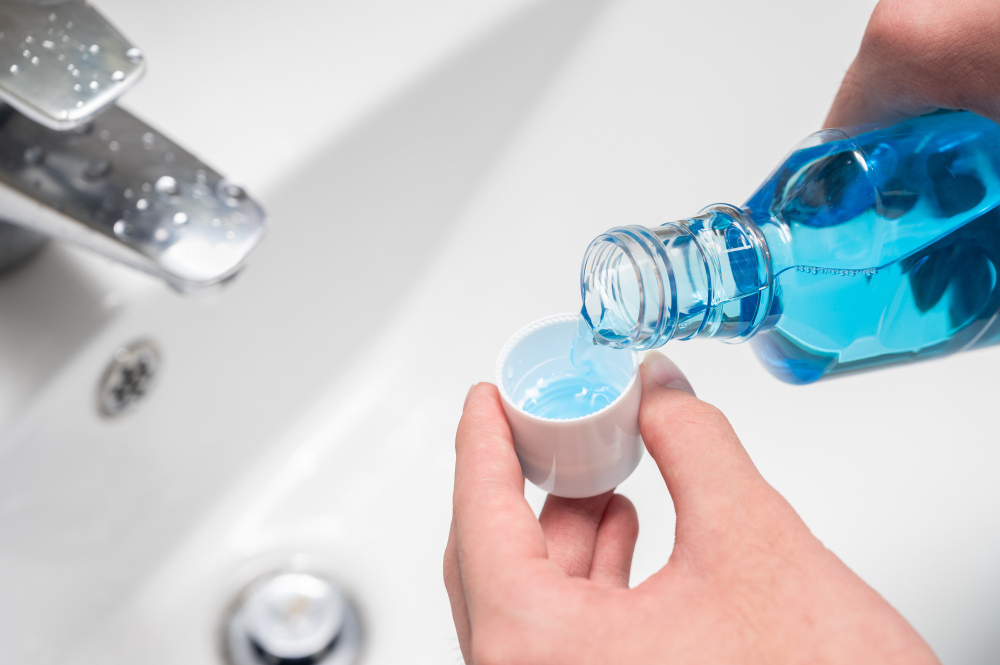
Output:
top-left (224, 572), bottom-right (362, 665)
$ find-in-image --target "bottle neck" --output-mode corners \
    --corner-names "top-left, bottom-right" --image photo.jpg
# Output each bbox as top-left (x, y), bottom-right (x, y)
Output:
top-left (580, 204), bottom-right (774, 350)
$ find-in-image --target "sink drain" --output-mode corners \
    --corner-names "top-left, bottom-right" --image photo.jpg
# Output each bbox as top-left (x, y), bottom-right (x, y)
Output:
top-left (96, 340), bottom-right (161, 418)
top-left (224, 572), bottom-right (363, 665)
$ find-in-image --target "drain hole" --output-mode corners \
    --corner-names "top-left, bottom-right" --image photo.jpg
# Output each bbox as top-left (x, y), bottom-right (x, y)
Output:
top-left (96, 339), bottom-right (161, 418)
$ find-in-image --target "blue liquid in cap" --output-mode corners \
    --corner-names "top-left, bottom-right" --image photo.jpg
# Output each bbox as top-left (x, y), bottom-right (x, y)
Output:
top-left (515, 319), bottom-right (628, 419)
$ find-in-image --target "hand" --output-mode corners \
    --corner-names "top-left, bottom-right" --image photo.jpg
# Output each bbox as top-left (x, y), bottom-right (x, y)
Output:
top-left (826, 0), bottom-right (1000, 127)
top-left (444, 353), bottom-right (940, 664)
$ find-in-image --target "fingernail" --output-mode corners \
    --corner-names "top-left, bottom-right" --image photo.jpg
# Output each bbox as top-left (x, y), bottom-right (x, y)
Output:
top-left (463, 383), bottom-right (477, 410)
top-left (642, 352), bottom-right (695, 394)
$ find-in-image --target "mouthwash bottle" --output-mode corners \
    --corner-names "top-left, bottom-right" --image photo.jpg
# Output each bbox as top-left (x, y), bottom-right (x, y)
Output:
top-left (580, 110), bottom-right (1000, 384)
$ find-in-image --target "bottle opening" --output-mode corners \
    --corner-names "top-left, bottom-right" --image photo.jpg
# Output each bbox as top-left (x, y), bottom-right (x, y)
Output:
top-left (579, 209), bottom-right (772, 351)
top-left (580, 227), bottom-right (674, 349)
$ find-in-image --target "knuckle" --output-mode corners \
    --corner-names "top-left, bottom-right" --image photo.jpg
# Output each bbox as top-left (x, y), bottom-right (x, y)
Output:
top-left (861, 0), bottom-right (1000, 114)
top-left (865, 0), bottom-right (939, 47)
top-left (610, 492), bottom-right (637, 517)
top-left (863, 0), bottom-right (919, 59)
top-left (608, 494), bottom-right (639, 532)
top-left (864, 0), bottom-right (984, 67)
top-left (665, 398), bottom-right (732, 433)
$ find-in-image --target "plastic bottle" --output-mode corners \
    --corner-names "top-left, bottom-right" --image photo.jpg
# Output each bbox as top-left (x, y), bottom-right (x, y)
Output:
top-left (580, 110), bottom-right (1000, 384)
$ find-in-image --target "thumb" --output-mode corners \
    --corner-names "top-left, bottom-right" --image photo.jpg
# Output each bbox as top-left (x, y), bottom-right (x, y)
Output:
top-left (638, 352), bottom-right (764, 533)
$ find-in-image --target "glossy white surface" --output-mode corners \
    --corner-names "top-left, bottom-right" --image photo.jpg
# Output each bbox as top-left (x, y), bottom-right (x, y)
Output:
top-left (2, 1), bottom-right (999, 663)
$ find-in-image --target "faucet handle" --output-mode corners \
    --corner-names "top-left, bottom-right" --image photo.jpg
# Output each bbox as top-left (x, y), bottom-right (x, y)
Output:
top-left (0, 0), bottom-right (145, 130)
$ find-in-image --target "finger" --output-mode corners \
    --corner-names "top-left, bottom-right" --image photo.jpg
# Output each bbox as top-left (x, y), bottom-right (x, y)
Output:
top-left (588, 494), bottom-right (639, 589)
top-left (638, 353), bottom-right (763, 530)
top-left (453, 383), bottom-right (548, 611)
top-left (825, 0), bottom-right (1000, 127)
top-left (443, 518), bottom-right (472, 662)
top-left (538, 492), bottom-right (614, 578)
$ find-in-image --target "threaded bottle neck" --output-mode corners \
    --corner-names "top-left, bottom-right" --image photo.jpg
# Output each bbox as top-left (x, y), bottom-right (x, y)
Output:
top-left (580, 204), bottom-right (773, 350)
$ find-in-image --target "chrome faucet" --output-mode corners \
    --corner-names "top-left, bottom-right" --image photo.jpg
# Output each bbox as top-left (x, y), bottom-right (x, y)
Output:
top-left (0, 0), bottom-right (266, 290)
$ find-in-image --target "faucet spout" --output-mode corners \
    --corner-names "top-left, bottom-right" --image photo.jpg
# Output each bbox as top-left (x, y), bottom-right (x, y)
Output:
top-left (0, 0), bottom-right (145, 130)
top-left (0, 105), bottom-right (268, 290)
top-left (0, 0), bottom-right (267, 289)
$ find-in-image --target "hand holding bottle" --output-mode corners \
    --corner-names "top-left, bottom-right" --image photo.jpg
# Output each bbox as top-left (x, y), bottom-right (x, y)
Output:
top-left (443, 0), bottom-right (996, 660)
top-left (581, 0), bottom-right (1000, 383)
top-left (444, 354), bottom-right (940, 665)
top-left (826, 0), bottom-right (1000, 127)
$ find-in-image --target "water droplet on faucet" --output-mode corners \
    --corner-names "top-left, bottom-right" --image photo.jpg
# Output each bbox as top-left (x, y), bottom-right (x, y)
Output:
top-left (220, 180), bottom-right (246, 200)
top-left (113, 220), bottom-right (132, 238)
top-left (111, 70), bottom-right (125, 82)
top-left (135, 198), bottom-right (149, 210)
top-left (83, 158), bottom-right (111, 179)
top-left (155, 176), bottom-right (179, 196)
top-left (173, 211), bottom-right (189, 225)
top-left (42, 40), bottom-right (54, 50)
top-left (9, 65), bottom-right (18, 75)
top-left (126, 47), bottom-right (143, 62)
top-left (89, 80), bottom-right (99, 90)
top-left (88, 44), bottom-right (100, 55)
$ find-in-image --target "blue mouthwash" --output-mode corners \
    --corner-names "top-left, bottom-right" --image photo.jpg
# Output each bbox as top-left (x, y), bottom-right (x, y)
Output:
top-left (514, 319), bottom-right (628, 419)
top-left (580, 110), bottom-right (1000, 384)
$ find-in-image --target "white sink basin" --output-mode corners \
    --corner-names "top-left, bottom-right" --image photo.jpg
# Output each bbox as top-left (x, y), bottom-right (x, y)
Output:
top-left (2, 1), bottom-right (1000, 663)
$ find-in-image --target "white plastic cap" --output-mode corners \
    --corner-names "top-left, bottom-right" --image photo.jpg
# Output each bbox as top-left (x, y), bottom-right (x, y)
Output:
top-left (496, 313), bottom-right (642, 499)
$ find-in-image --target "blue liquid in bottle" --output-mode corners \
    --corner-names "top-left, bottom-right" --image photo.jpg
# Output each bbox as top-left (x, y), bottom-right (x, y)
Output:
top-left (580, 111), bottom-right (1000, 383)
top-left (514, 319), bottom-right (627, 419)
